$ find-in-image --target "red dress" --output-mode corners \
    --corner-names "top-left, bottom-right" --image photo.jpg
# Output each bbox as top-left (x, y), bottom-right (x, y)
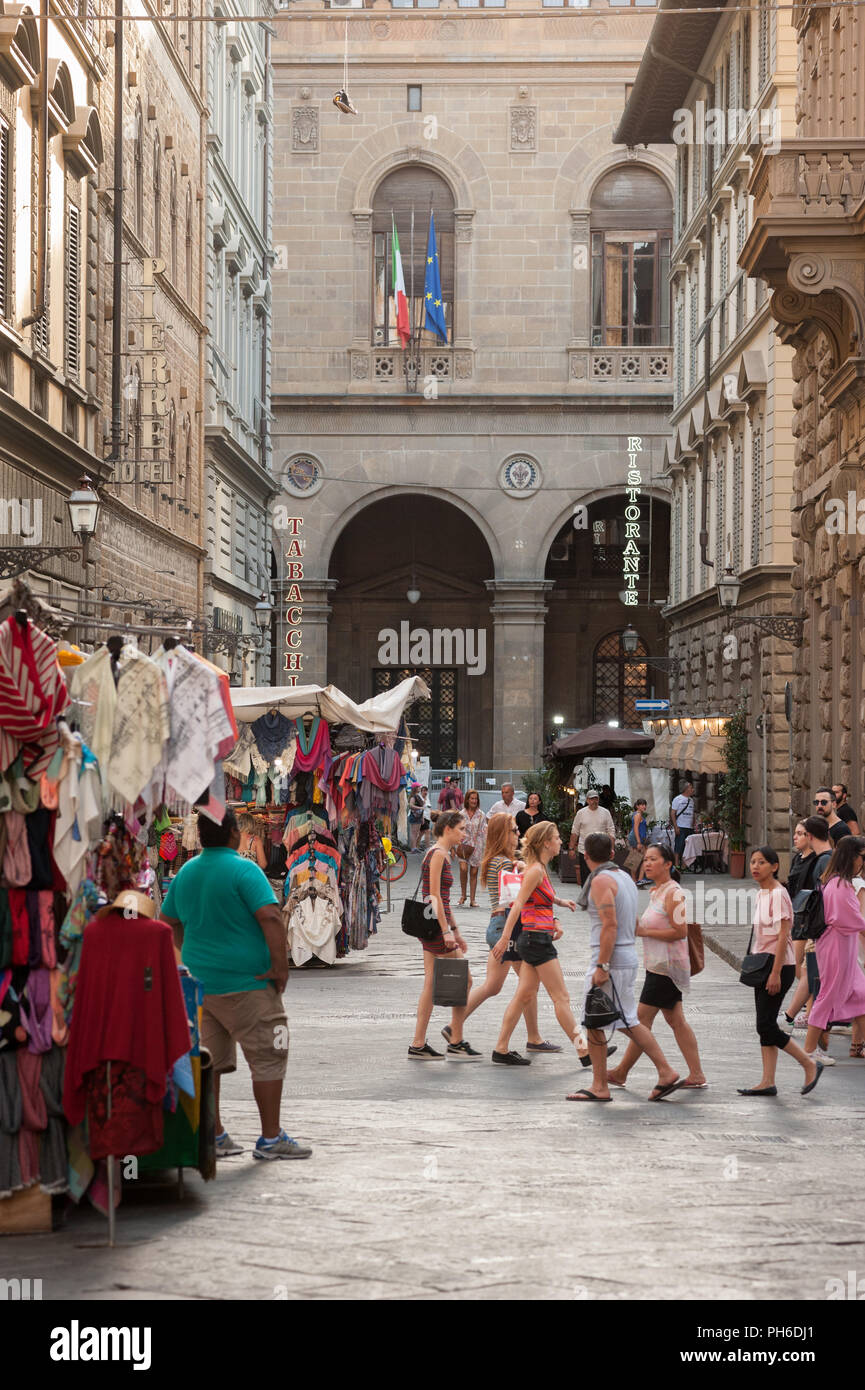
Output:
top-left (421, 849), bottom-right (459, 956)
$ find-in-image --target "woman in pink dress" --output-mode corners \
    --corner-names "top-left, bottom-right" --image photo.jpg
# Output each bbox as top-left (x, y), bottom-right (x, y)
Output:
top-left (805, 836), bottom-right (865, 1060)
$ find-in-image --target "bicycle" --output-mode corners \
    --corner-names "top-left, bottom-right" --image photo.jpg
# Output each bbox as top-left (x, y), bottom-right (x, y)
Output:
top-left (381, 845), bottom-right (408, 883)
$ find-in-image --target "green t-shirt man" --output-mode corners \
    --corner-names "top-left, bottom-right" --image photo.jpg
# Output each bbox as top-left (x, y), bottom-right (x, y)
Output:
top-left (162, 847), bottom-right (280, 995)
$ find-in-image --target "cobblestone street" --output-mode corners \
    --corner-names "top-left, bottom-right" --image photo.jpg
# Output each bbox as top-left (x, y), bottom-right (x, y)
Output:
top-left (4, 876), bottom-right (864, 1302)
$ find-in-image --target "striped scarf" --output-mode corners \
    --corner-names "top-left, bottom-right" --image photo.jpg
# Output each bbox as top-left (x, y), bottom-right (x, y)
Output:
top-left (0, 617), bottom-right (69, 778)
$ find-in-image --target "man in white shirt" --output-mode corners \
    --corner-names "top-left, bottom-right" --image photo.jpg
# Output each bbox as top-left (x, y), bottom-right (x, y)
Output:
top-left (568, 790), bottom-right (615, 885)
top-left (671, 781), bottom-right (696, 867)
top-left (488, 783), bottom-right (526, 818)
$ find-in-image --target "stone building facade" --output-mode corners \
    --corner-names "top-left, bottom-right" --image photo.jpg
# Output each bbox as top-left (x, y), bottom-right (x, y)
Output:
top-left (741, 0), bottom-right (865, 820)
top-left (618, 0), bottom-right (799, 849)
top-left (203, 0), bottom-right (276, 683)
top-left (271, 0), bottom-right (676, 771)
top-left (0, 1), bottom-right (208, 647)
top-left (0, 5), bottom-right (106, 608)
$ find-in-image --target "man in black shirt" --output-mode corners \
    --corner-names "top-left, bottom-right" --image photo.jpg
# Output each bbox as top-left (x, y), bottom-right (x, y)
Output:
top-left (813, 788), bottom-right (852, 845)
top-left (832, 783), bottom-right (861, 834)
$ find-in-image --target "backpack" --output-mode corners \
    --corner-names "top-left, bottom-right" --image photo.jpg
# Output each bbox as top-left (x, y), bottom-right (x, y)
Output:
top-left (791, 851), bottom-right (831, 941)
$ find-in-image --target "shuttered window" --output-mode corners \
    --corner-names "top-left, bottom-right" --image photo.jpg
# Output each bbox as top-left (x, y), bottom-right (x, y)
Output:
top-left (372, 167), bottom-right (454, 346)
top-left (0, 120), bottom-right (8, 321)
top-left (65, 202), bottom-right (81, 380)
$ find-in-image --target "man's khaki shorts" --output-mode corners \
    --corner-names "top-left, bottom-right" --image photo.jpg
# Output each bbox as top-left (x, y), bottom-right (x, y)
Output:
top-left (201, 984), bottom-right (289, 1082)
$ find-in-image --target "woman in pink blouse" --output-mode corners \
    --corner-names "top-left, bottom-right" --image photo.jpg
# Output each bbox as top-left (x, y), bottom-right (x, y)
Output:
top-left (738, 846), bottom-right (823, 1098)
top-left (804, 836), bottom-right (865, 1061)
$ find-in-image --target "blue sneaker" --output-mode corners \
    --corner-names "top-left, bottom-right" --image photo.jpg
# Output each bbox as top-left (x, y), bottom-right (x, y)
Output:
top-left (253, 1130), bottom-right (312, 1161)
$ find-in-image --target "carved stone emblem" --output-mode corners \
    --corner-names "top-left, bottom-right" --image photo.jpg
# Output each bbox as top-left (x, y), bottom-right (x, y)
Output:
top-left (510, 106), bottom-right (536, 152)
top-left (292, 106), bottom-right (318, 153)
top-left (351, 352), bottom-right (369, 380)
top-left (454, 352), bottom-right (473, 379)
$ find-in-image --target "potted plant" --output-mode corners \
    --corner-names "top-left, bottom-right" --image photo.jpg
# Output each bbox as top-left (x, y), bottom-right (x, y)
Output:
top-left (719, 704), bottom-right (749, 877)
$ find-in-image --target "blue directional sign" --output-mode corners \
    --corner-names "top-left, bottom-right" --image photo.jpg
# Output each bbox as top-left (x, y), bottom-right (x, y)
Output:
top-left (635, 699), bottom-right (671, 712)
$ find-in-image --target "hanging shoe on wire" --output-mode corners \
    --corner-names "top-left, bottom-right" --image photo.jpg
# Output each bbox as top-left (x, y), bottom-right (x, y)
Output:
top-left (333, 88), bottom-right (358, 116)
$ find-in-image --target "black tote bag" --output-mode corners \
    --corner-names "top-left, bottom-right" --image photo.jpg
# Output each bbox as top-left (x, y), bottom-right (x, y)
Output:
top-left (401, 862), bottom-right (440, 942)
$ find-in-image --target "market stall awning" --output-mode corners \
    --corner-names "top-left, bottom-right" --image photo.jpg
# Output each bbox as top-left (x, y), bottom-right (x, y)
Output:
top-left (551, 723), bottom-right (655, 759)
top-left (229, 675), bottom-right (431, 733)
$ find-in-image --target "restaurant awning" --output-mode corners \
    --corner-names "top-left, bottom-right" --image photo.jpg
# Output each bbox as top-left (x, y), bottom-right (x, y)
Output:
top-left (691, 730), bottom-right (728, 776)
top-left (644, 728), bottom-right (671, 769)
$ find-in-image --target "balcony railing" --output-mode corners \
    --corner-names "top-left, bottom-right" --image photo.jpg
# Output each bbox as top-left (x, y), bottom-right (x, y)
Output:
top-left (570, 346), bottom-right (672, 384)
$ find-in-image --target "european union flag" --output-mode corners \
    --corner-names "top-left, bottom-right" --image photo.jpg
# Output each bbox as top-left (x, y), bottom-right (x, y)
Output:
top-left (423, 210), bottom-right (448, 342)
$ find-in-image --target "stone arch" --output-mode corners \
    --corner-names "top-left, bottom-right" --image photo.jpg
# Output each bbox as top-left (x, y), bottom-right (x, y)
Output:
top-left (321, 484), bottom-right (503, 578)
top-left (49, 59), bottom-right (76, 128)
top-left (555, 143), bottom-right (675, 215)
top-left (0, 6), bottom-right (40, 87)
top-left (538, 484), bottom-right (671, 565)
top-left (338, 123), bottom-right (490, 216)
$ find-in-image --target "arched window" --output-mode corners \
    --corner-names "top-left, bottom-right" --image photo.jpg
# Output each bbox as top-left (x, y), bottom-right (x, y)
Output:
top-left (371, 167), bottom-right (454, 347)
top-left (153, 133), bottom-right (162, 257)
top-left (590, 166), bottom-right (672, 347)
top-left (593, 630), bottom-right (650, 728)
top-left (169, 159), bottom-right (178, 283)
top-left (133, 102), bottom-right (143, 238)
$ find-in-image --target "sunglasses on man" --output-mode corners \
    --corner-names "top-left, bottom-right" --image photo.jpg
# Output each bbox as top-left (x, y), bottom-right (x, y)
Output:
top-left (813, 798), bottom-right (831, 806)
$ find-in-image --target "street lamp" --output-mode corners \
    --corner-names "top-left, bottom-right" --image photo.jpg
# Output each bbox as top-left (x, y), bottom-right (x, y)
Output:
top-left (621, 624), bottom-right (639, 656)
top-left (253, 593), bottom-right (273, 633)
top-left (0, 475), bottom-right (101, 579)
top-left (716, 565), bottom-right (804, 646)
top-left (406, 573), bottom-right (421, 604)
top-left (619, 624), bottom-right (682, 678)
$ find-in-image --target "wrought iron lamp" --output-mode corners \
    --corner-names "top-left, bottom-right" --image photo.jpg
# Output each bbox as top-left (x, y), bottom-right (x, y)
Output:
top-left (716, 566), bottom-right (804, 647)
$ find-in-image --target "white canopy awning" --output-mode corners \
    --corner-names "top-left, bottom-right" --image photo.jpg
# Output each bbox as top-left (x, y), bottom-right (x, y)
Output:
top-left (230, 675), bottom-right (431, 732)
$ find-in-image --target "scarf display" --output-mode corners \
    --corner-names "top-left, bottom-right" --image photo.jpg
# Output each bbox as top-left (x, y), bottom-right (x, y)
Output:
top-left (251, 711), bottom-right (294, 763)
top-left (0, 615), bottom-right (69, 779)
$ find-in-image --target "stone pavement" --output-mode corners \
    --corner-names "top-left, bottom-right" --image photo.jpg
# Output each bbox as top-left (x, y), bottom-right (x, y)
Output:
top-left (3, 869), bottom-right (865, 1301)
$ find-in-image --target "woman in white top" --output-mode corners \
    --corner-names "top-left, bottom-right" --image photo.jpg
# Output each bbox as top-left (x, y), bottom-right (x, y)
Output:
top-left (738, 845), bottom-right (822, 1098)
top-left (237, 813), bottom-right (269, 872)
top-left (607, 843), bottom-right (706, 1090)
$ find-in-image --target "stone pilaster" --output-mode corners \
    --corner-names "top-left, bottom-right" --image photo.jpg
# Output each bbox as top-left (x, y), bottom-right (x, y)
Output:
top-left (485, 578), bottom-right (553, 768)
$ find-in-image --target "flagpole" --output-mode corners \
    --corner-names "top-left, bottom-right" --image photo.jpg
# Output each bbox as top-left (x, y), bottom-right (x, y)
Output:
top-left (410, 201), bottom-right (415, 356)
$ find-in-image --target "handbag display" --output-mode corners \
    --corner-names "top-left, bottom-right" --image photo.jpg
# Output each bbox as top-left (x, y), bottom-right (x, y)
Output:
top-left (401, 870), bottom-right (441, 942)
top-left (686, 921), bottom-right (705, 976)
top-left (433, 956), bottom-right (469, 1007)
top-left (738, 927), bottom-right (775, 987)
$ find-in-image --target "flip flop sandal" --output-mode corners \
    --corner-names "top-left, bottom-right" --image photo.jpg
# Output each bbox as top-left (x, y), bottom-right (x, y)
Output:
top-left (566, 1089), bottom-right (612, 1102)
top-left (850, 1043), bottom-right (865, 1058)
top-left (648, 1079), bottom-right (683, 1102)
top-left (679, 1080), bottom-right (709, 1089)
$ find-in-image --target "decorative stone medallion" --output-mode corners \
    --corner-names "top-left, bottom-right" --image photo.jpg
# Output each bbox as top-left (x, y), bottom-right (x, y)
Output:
top-left (282, 455), bottom-right (323, 498)
top-left (292, 106), bottom-right (318, 153)
top-left (510, 106), bottom-right (537, 152)
top-left (499, 455), bottom-right (542, 498)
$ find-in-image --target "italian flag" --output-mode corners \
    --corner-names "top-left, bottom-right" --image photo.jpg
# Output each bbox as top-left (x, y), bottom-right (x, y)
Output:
top-left (391, 214), bottom-right (410, 347)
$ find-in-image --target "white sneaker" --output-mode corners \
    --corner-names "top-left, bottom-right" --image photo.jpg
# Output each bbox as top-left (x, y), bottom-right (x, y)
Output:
top-left (805, 1048), bottom-right (836, 1067)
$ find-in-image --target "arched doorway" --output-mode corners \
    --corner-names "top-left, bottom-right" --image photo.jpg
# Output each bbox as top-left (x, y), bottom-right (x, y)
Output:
top-left (328, 495), bottom-right (495, 766)
top-left (543, 494), bottom-right (670, 733)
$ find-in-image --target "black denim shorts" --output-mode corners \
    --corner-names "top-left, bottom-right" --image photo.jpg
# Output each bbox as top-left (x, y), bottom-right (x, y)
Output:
top-left (516, 930), bottom-right (557, 967)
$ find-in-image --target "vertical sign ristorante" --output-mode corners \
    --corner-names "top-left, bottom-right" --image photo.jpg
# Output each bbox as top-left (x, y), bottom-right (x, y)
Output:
top-left (283, 516), bottom-right (304, 683)
top-left (622, 435), bottom-right (643, 607)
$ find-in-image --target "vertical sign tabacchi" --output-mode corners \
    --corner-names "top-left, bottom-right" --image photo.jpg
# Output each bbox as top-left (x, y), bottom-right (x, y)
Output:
top-left (623, 436), bottom-right (643, 607)
top-left (284, 517), bottom-right (303, 684)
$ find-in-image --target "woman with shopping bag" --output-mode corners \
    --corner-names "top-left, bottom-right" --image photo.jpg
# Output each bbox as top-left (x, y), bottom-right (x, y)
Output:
top-left (441, 813), bottom-right (563, 1055)
top-left (408, 811), bottom-right (480, 1062)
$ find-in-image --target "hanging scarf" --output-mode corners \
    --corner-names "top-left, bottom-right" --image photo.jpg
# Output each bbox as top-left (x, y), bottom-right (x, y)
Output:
top-left (292, 717), bottom-right (331, 773)
top-left (252, 711), bottom-right (294, 763)
top-left (0, 616), bottom-right (69, 780)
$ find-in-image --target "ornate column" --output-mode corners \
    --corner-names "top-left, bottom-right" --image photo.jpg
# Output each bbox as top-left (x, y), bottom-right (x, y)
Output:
top-left (274, 577), bottom-right (337, 687)
top-left (485, 579), bottom-right (554, 768)
top-left (351, 209), bottom-right (373, 347)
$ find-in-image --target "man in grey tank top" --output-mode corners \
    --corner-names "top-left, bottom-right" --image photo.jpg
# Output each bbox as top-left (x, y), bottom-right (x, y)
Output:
top-left (567, 833), bottom-right (680, 1103)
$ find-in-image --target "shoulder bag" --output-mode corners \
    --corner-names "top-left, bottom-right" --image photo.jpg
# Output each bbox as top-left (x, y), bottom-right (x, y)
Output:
top-left (401, 858), bottom-right (443, 942)
top-left (739, 925), bottom-right (775, 988)
top-left (686, 921), bottom-right (705, 976)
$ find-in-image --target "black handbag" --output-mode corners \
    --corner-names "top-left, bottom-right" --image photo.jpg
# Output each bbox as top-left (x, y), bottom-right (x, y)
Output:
top-left (739, 927), bottom-right (775, 987)
top-left (401, 867), bottom-right (440, 942)
top-left (583, 975), bottom-right (626, 1030)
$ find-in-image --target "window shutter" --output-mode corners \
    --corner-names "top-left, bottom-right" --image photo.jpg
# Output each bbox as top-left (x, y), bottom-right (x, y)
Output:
top-left (65, 203), bottom-right (81, 379)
